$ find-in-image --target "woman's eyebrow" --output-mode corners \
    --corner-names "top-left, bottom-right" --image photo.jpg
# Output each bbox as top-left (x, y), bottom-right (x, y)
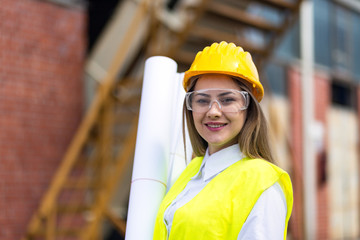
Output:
top-left (195, 92), bottom-right (210, 97)
top-left (217, 91), bottom-right (234, 97)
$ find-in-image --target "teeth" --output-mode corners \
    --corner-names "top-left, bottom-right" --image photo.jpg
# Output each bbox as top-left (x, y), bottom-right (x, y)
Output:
top-left (208, 124), bottom-right (224, 128)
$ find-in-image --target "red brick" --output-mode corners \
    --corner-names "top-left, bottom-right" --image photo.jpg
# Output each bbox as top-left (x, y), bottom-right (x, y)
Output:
top-left (288, 66), bottom-right (305, 240)
top-left (288, 67), bottom-right (331, 240)
top-left (314, 72), bottom-right (330, 240)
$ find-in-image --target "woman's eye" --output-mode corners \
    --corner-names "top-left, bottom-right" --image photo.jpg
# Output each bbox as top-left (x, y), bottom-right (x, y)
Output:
top-left (220, 97), bottom-right (235, 104)
top-left (195, 98), bottom-right (209, 105)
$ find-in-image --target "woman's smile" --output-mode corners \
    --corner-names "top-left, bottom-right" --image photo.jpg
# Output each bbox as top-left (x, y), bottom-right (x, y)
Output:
top-left (205, 121), bottom-right (227, 131)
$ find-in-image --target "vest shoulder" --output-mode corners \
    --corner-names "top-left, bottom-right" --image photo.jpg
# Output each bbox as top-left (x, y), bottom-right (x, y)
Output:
top-left (236, 158), bottom-right (293, 197)
top-left (228, 158), bottom-right (291, 186)
top-left (240, 158), bottom-right (288, 174)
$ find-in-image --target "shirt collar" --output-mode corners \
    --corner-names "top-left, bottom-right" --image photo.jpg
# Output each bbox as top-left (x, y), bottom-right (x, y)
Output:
top-left (200, 144), bottom-right (244, 181)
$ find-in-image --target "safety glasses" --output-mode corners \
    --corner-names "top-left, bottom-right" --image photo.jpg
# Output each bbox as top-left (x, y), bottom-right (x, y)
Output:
top-left (185, 88), bottom-right (249, 113)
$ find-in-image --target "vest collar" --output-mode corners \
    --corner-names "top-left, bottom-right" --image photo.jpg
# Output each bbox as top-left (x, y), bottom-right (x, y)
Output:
top-left (194, 144), bottom-right (245, 181)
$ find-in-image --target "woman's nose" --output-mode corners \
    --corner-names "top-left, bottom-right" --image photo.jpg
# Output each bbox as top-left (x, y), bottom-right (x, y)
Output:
top-left (206, 100), bottom-right (222, 117)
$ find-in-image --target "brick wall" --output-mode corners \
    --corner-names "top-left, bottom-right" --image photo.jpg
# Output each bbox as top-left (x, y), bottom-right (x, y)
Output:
top-left (288, 67), bottom-right (331, 240)
top-left (0, 0), bottom-right (87, 239)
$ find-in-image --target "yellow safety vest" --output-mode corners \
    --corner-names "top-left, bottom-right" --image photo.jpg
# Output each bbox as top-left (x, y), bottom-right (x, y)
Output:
top-left (153, 156), bottom-right (293, 240)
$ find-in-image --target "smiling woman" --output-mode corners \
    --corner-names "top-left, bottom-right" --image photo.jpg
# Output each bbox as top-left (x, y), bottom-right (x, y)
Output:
top-left (153, 41), bottom-right (294, 240)
top-left (190, 74), bottom-right (248, 155)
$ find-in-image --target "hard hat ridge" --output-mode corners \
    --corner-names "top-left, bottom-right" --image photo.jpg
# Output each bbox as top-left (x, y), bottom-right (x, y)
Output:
top-left (183, 41), bottom-right (264, 102)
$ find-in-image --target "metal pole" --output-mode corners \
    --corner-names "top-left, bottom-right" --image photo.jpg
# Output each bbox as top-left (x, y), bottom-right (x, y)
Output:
top-left (300, 1), bottom-right (317, 239)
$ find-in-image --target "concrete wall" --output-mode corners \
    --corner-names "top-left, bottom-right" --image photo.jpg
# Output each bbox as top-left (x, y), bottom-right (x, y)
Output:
top-left (0, 1), bottom-right (87, 239)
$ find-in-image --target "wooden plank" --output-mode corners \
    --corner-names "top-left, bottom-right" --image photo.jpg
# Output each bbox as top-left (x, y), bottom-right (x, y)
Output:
top-left (96, 96), bottom-right (115, 193)
top-left (207, 1), bottom-right (280, 32)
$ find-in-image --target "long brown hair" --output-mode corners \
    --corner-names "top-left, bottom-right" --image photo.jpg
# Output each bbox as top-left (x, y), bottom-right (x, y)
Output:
top-left (183, 76), bottom-right (274, 163)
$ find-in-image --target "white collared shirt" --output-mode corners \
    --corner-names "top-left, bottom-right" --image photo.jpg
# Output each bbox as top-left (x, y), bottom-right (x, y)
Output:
top-left (163, 144), bottom-right (287, 239)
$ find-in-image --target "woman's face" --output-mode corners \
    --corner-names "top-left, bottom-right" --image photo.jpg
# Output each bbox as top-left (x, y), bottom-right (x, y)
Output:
top-left (192, 74), bottom-right (247, 155)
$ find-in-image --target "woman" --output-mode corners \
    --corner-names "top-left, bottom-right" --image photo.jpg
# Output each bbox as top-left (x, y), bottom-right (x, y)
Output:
top-left (153, 41), bottom-right (293, 240)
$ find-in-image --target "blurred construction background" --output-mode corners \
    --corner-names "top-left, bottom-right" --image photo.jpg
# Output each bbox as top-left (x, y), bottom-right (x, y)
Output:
top-left (0, 0), bottom-right (359, 239)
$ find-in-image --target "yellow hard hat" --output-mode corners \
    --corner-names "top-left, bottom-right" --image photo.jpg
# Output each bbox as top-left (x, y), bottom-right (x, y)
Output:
top-left (183, 41), bottom-right (264, 102)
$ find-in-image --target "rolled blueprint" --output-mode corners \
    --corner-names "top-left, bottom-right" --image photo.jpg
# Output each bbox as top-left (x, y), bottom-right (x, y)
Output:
top-left (167, 72), bottom-right (192, 190)
top-left (125, 56), bottom-right (189, 240)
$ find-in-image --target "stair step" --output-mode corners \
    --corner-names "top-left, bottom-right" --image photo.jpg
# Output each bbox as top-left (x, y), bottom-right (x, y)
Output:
top-left (207, 1), bottom-right (280, 32)
top-left (63, 178), bottom-right (97, 189)
top-left (114, 113), bottom-right (137, 125)
top-left (189, 24), bottom-right (265, 54)
top-left (113, 87), bottom-right (141, 102)
top-left (57, 204), bottom-right (91, 213)
top-left (255, 0), bottom-right (298, 11)
top-left (56, 228), bottom-right (82, 237)
top-left (34, 227), bottom-right (83, 238)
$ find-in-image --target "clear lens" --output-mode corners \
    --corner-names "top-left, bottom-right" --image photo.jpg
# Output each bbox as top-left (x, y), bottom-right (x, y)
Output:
top-left (185, 88), bottom-right (249, 113)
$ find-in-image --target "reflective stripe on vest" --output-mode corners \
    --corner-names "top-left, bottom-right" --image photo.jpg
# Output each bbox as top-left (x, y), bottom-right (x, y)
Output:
top-left (153, 157), bottom-right (293, 240)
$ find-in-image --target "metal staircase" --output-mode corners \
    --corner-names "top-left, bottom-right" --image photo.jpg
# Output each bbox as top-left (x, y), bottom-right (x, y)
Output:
top-left (151, 0), bottom-right (302, 72)
top-left (23, 0), bottom-right (302, 239)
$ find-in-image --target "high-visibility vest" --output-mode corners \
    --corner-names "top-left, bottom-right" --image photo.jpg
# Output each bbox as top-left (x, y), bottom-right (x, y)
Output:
top-left (153, 156), bottom-right (293, 240)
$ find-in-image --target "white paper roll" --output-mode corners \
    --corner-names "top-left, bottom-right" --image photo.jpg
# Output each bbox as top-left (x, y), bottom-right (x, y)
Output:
top-left (125, 56), bottom-right (181, 240)
top-left (166, 72), bottom-right (192, 190)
